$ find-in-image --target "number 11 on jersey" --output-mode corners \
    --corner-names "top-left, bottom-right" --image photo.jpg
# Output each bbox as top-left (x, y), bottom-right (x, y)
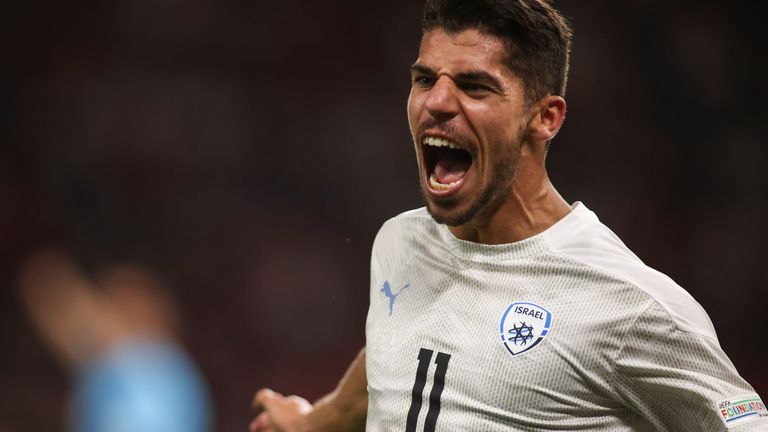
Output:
top-left (405, 348), bottom-right (452, 432)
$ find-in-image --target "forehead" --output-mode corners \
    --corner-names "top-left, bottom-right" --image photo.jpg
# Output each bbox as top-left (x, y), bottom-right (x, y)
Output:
top-left (416, 27), bottom-right (510, 75)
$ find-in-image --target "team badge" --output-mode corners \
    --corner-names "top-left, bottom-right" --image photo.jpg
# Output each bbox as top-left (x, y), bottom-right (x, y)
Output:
top-left (499, 301), bottom-right (553, 356)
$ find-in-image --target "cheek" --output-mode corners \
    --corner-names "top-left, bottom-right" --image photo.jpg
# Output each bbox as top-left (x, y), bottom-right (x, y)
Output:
top-left (470, 109), bottom-right (523, 170)
top-left (482, 107), bottom-right (525, 142)
top-left (406, 91), bottom-right (418, 133)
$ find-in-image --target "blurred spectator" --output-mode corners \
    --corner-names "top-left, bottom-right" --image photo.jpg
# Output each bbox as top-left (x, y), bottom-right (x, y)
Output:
top-left (18, 249), bottom-right (213, 432)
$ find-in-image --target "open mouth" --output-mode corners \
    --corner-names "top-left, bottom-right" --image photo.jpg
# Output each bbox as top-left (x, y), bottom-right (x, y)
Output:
top-left (422, 136), bottom-right (473, 194)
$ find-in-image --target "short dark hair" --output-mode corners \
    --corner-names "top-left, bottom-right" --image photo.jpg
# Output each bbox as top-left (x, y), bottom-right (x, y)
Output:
top-left (422, 0), bottom-right (572, 104)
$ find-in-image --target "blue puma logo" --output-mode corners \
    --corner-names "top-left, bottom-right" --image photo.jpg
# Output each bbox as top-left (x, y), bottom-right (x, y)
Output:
top-left (381, 281), bottom-right (410, 316)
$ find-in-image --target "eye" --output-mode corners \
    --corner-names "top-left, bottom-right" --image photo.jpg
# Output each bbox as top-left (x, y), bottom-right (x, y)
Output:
top-left (412, 75), bottom-right (436, 88)
top-left (459, 82), bottom-right (492, 95)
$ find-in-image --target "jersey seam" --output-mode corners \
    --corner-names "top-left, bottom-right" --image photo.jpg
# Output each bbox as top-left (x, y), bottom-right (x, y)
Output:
top-left (443, 244), bottom-right (552, 267)
top-left (542, 245), bottom-right (717, 342)
top-left (606, 298), bottom-right (656, 409)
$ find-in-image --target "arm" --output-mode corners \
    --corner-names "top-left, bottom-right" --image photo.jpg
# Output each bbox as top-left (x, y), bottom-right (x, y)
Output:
top-left (250, 348), bottom-right (368, 432)
top-left (613, 301), bottom-right (767, 431)
top-left (17, 250), bottom-right (122, 369)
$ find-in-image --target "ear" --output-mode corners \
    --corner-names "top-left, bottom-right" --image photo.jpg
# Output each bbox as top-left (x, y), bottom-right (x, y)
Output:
top-left (527, 95), bottom-right (566, 143)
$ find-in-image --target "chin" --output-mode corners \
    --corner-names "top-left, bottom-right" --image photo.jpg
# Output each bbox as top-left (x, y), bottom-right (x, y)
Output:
top-left (423, 179), bottom-right (509, 228)
top-left (424, 196), bottom-right (475, 227)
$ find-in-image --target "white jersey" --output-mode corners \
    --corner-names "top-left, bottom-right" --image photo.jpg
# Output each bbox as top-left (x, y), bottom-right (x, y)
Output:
top-left (365, 203), bottom-right (767, 431)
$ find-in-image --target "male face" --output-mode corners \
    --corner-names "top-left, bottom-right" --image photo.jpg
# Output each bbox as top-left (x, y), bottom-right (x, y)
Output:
top-left (408, 27), bottom-right (530, 226)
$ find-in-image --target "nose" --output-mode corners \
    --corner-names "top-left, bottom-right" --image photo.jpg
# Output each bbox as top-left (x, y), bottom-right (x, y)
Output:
top-left (424, 76), bottom-right (460, 121)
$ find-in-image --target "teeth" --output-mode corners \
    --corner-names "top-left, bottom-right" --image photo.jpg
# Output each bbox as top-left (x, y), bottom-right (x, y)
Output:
top-left (429, 174), bottom-right (463, 191)
top-left (423, 136), bottom-right (460, 150)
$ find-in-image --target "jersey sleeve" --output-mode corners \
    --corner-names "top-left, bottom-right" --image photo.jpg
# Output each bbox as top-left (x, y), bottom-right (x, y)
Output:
top-left (612, 301), bottom-right (767, 431)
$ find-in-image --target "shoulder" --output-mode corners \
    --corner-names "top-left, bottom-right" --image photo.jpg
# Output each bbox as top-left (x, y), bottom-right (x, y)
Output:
top-left (380, 207), bottom-right (432, 230)
top-left (374, 207), bottom-right (435, 246)
top-left (543, 202), bottom-right (718, 341)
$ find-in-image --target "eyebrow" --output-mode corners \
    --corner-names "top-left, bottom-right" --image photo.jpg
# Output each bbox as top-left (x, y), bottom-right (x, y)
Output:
top-left (410, 63), bottom-right (434, 76)
top-left (410, 63), bottom-right (503, 91)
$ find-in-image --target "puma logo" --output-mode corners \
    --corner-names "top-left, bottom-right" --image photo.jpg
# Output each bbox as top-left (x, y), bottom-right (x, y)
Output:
top-left (381, 281), bottom-right (411, 316)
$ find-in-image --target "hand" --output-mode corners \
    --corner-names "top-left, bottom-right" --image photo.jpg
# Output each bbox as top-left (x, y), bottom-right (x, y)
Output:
top-left (250, 388), bottom-right (312, 432)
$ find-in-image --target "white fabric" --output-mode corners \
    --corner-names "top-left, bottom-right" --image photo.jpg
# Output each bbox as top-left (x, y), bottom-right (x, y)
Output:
top-left (365, 203), bottom-right (765, 431)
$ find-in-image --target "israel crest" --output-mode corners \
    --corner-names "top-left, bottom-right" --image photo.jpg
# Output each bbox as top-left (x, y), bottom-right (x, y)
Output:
top-left (499, 301), bottom-right (553, 356)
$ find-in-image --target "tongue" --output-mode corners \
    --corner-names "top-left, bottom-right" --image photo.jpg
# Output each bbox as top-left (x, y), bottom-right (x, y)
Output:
top-left (434, 159), bottom-right (469, 184)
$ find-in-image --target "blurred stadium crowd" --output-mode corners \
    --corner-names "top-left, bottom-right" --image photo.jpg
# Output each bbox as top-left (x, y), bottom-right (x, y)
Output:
top-left (1, 0), bottom-right (766, 430)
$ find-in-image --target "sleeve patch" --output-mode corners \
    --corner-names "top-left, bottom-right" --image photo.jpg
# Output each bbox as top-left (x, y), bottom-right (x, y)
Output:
top-left (718, 395), bottom-right (768, 428)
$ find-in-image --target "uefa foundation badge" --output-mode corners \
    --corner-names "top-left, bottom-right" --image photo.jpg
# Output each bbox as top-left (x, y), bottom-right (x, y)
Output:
top-left (717, 396), bottom-right (768, 427)
top-left (499, 301), bottom-right (553, 356)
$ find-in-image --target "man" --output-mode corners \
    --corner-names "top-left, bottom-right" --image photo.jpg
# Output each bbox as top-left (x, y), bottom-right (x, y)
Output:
top-left (251, 0), bottom-right (767, 430)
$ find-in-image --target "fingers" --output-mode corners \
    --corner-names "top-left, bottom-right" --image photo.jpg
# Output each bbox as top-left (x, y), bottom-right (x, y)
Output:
top-left (250, 389), bottom-right (286, 432)
top-left (249, 388), bottom-right (312, 432)
top-left (252, 388), bottom-right (282, 411)
top-left (249, 412), bottom-right (274, 432)
top-left (251, 389), bottom-right (277, 432)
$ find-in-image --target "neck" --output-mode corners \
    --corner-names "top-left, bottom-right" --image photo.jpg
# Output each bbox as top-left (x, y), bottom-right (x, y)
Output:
top-left (447, 159), bottom-right (570, 244)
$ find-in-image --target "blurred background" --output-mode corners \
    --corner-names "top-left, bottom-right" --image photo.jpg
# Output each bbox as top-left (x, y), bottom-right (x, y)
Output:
top-left (1, 0), bottom-right (766, 430)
